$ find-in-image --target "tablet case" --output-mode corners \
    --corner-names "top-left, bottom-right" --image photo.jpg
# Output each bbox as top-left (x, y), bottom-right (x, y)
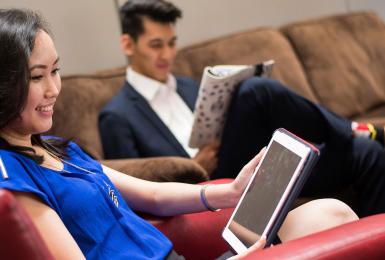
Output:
top-left (263, 128), bottom-right (320, 246)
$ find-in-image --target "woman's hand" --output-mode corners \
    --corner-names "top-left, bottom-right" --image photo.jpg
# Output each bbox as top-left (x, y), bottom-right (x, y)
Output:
top-left (228, 236), bottom-right (266, 259)
top-left (230, 147), bottom-right (266, 204)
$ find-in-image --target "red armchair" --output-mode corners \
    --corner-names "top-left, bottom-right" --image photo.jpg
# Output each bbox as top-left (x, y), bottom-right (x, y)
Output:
top-left (0, 189), bottom-right (54, 260)
top-left (2, 188), bottom-right (385, 260)
top-left (155, 208), bottom-right (385, 259)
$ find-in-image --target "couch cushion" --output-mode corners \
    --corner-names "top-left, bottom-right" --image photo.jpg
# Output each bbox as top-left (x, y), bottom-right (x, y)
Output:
top-left (102, 156), bottom-right (208, 183)
top-left (172, 28), bottom-right (318, 103)
top-left (49, 68), bottom-right (126, 159)
top-left (282, 11), bottom-right (385, 118)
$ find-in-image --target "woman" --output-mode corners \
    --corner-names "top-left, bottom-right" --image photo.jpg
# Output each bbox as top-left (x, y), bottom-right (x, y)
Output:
top-left (0, 8), bottom-right (357, 260)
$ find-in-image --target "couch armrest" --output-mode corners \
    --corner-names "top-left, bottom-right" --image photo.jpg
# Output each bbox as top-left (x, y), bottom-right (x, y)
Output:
top-left (0, 189), bottom-right (54, 260)
top-left (146, 179), bottom-right (233, 259)
top-left (101, 156), bottom-right (209, 183)
top-left (146, 180), bottom-right (385, 260)
top-left (245, 213), bottom-right (385, 259)
top-left (151, 209), bottom-right (385, 260)
top-left (151, 208), bottom-right (233, 260)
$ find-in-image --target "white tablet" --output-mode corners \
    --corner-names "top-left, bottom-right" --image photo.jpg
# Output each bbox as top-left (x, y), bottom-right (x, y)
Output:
top-left (222, 128), bottom-right (319, 253)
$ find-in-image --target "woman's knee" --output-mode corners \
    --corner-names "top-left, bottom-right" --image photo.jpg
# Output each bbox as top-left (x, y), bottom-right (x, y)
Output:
top-left (278, 199), bottom-right (358, 242)
top-left (309, 198), bottom-right (358, 223)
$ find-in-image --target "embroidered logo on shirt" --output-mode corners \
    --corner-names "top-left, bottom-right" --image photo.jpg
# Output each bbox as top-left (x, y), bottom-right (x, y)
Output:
top-left (103, 181), bottom-right (119, 208)
top-left (108, 186), bottom-right (119, 208)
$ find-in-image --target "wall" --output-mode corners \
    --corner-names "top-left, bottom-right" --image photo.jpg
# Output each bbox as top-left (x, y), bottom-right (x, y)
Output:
top-left (1, 0), bottom-right (384, 75)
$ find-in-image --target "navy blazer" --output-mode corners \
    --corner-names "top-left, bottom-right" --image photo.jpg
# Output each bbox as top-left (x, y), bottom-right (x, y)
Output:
top-left (99, 77), bottom-right (199, 159)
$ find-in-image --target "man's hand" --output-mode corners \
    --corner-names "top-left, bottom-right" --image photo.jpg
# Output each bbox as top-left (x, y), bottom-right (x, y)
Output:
top-left (193, 140), bottom-right (220, 176)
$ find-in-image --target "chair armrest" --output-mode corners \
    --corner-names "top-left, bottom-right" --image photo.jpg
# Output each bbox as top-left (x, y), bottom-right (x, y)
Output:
top-left (243, 213), bottom-right (385, 259)
top-left (146, 179), bottom-right (385, 259)
top-left (150, 210), bottom-right (385, 260)
top-left (147, 179), bottom-right (234, 259)
top-left (101, 156), bottom-right (208, 183)
top-left (150, 209), bottom-right (233, 260)
top-left (0, 189), bottom-right (54, 260)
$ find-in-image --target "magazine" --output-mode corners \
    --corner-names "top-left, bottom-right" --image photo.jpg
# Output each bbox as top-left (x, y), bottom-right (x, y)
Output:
top-left (188, 59), bottom-right (275, 148)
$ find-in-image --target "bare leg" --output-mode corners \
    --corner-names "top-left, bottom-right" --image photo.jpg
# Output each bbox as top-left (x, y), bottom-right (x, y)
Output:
top-left (278, 199), bottom-right (358, 242)
top-left (224, 199), bottom-right (358, 259)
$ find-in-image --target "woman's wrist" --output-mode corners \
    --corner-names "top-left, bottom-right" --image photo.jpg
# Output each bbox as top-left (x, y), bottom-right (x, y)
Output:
top-left (230, 182), bottom-right (243, 207)
top-left (200, 185), bottom-right (220, 211)
top-left (203, 183), bottom-right (241, 210)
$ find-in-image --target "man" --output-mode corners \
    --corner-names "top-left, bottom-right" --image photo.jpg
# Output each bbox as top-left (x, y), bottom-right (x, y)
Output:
top-left (100, 0), bottom-right (219, 174)
top-left (99, 0), bottom-right (385, 217)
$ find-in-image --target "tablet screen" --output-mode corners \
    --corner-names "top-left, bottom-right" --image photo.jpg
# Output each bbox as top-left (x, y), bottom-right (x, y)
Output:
top-left (228, 140), bottom-right (302, 247)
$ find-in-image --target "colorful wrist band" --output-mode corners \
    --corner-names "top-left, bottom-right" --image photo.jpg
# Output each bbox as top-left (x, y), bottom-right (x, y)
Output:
top-left (368, 123), bottom-right (377, 140)
top-left (200, 184), bottom-right (220, 212)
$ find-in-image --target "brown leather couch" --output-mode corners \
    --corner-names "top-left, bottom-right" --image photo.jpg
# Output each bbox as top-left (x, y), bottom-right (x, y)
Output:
top-left (50, 11), bottom-right (385, 182)
top-left (174, 11), bottom-right (385, 125)
top-left (49, 69), bottom-right (208, 183)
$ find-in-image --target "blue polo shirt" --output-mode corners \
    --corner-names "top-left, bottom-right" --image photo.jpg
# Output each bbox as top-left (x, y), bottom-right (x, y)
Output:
top-left (0, 141), bottom-right (172, 259)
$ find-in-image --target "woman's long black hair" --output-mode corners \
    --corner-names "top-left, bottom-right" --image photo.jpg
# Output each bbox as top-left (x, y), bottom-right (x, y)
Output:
top-left (0, 9), bottom-right (68, 163)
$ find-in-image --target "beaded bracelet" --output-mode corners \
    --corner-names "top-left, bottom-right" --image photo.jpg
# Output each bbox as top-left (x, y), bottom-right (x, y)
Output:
top-left (200, 184), bottom-right (220, 212)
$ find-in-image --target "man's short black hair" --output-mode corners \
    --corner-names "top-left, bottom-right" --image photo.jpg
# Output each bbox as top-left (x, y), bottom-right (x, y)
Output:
top-left (120, 0), bottom-right (182, 41)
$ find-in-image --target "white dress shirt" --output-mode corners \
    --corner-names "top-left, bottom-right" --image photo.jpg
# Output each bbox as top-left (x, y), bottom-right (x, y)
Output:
top-left (127, 67), bottom-right (198, 157)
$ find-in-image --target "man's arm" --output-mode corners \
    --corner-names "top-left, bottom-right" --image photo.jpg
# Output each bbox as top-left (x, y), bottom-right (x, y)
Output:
top-left (193, 139), bottom-right (220, 176)
top-left (99, 112), bottom-right (140, 159)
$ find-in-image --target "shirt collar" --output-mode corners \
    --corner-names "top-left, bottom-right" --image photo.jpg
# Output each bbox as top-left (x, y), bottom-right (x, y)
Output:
top-left (126, 67), bottom-right (177, 101)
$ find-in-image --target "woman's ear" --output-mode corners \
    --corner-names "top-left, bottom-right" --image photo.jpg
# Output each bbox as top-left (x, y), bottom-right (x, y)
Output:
top-left (120, 34), bottom-right (135, 56)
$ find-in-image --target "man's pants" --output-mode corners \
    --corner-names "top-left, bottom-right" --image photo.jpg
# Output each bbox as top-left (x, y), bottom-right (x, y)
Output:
top-left (214, 77), bottom-right (385, 217)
